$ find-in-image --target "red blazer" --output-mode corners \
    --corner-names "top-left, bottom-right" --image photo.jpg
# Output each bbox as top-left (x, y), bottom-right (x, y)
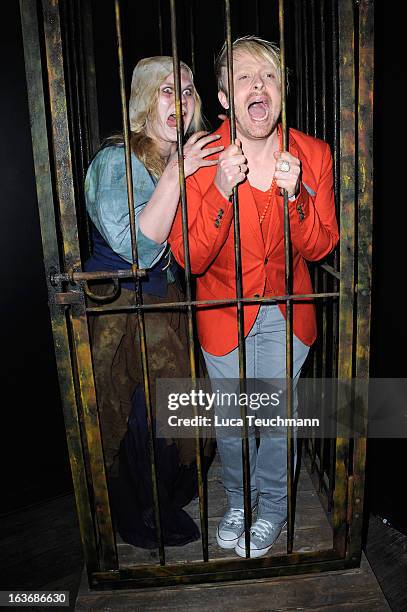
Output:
top-left (169, 120), bottom-right (339, 356)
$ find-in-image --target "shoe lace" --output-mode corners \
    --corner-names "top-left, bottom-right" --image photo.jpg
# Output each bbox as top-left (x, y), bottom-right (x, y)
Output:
top-left (224, 508), bottom-right (245, 527)
top-left (250, 519), bottom-right (273, 542)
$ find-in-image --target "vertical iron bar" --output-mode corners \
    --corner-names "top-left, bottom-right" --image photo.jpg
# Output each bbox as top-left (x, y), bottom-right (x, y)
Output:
top-left (347, 0), bottom-right (373, 564)
top-left (169, 0), bottom-right (208, 562)
top-left (318, 270), bottom-right (328, 492)
top-left (114, 0), bottom-right (166, 566)
top-left (294, 0), bottom-right (299, 128)
top-left (328, 0), bottom-right (340, 513)
top-left (278, 0), bottom-right (294, 555)
top-left (188, 0), bottom-right (196, 75)
top-left (310, 0), bottom-right (318, 398)
top-left (319, 0), bottom-right (328, 493)
top-left (298, 0), bottom-right (304, 132)
top-left (303, 0), bottom-right (315, 466)
top-left (77, 0), bottom-right (101, 161)
top-left (62, 0), bottom-right (91, 260)
top-left (333, 0), bottom-right (356, 557)
top-left (295, 0), bottom-right (303, 130)
top-left (310, 0), bottom-right (318, 138)
top-left (296, 0), bottom-right (309, 463)
top-left (19, 0), bottom-right (98, 576)
top-left (41, 0), bottom-right (117, 571)
top-left (114, 0), bottom-right (138, 266)
top-left (320, 0), bottom-right (327, 142)
top-left (62, 0), bottom-right (85, 182)
top-left (224, 0), bottom-right (251, 559)
top-left (254, 0), bottom-right (260, 35)
top-left (310, 0), bottom-right (318, 476)
top-left (70, 298), bottom-right (118, 568)
top-left (157, 0), bottom-right (164, 55)
top-left (303, 0), bottom-right (310, 134)
top-left (332, 0), bottom-right (341, 224)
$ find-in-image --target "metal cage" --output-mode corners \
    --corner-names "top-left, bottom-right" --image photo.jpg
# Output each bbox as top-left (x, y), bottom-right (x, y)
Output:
top-left (19, 0), bottom-right (373, 589)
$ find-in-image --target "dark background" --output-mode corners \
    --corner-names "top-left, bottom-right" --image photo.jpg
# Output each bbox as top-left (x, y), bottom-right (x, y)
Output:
top-left (1, 0), bottom-right (405, 536)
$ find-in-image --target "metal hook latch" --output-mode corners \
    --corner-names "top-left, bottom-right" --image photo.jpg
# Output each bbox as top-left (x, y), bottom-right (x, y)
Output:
top-left (83, 278), bottom-right (120, 302)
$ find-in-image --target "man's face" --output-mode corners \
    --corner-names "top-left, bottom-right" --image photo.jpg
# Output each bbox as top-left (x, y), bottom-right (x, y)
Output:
top-left (218, 50), bottom-right (282, 140)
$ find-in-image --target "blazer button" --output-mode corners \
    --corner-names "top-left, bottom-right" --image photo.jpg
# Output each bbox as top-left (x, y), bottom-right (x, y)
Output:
top-left (264, 257), bottom-right (268, 264)
top-left (254, 294), bottom-right (260, 298)
top-left (214, 219), bottom-right (220, 228)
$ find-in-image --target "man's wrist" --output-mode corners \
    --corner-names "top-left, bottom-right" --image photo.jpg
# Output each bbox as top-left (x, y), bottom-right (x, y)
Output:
top-left (213, 179), bottom-right (231, 201)
top-left (288, 182), bottom-right (301, 201)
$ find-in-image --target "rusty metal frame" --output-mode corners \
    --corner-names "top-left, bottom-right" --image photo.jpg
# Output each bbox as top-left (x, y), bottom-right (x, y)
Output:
top-left (20, 0), bottom-right (374, 589)
top-left (19, 0), bottom-right (117, 577)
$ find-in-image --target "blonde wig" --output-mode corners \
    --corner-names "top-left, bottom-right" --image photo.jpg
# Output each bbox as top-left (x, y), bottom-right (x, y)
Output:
top-left (215, 35), bottom-right (283, 94)
top-left (128, 56), bottom-right (203, 179)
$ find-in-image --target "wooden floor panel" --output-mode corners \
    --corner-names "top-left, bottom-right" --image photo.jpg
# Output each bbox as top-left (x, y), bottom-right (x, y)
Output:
top-left (0, 470), bottom-right (395, 611)
top-left (116, 461), bottom-right (333, 567)
top-left (75, 554), bottom-right (390, 610)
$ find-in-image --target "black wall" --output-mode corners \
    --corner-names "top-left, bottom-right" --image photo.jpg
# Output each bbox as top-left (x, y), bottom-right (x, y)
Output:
top-left (366, 0), bottom-right (407, 533)
top-left (1, 1), bottom-right (71, 513)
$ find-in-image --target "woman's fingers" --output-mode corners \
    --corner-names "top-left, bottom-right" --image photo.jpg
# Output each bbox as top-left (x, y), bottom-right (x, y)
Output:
top-left (194, 133), bottom-right (222, 149)
top-left (182, 132), bottom-right (229, 177)
top-left (186, 130), bottom-right (209, 145)
top-left (186, 132), bottom-right (221, 149)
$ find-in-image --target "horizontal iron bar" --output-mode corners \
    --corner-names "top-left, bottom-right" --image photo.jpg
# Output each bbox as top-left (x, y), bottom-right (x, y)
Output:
top-left (320, 263), bottom-right (341, 280)
top-left (86, 292), bottom-right (340, 313)
top-left (51, 266), bottom-right (338, 286)
top-left (51, 268), bottom-right (147, 285)
top-left (54, 292), bottom-right (83, 305)
top-left (91, 549), bottom-right (350, 588)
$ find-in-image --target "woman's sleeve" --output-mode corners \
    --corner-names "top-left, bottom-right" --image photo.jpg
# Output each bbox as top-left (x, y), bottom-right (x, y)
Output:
top-left (85, 147), bottom-right (166, 269)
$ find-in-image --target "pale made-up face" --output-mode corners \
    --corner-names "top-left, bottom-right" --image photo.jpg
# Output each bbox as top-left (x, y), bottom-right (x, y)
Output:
top-left (145, 68), bottom-right (196, 154)
top-left (218, 50), bottom-right (282, 140)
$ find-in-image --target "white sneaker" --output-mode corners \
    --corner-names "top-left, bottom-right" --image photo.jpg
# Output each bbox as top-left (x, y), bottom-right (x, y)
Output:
top-left (216, 508), bottom-right (246, 549)
top-left (235, 517), bottom-right (286, 558)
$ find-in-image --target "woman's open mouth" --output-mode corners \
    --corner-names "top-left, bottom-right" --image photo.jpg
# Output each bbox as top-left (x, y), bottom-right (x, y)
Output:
top-left (247, 99), bottom-right (269, 122)
top-left (166, 111), bottom-right (186, 128)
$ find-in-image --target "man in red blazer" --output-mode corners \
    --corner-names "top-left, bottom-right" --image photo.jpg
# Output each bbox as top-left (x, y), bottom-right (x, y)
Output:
top-left (169, 36), bottom-right (339, 558)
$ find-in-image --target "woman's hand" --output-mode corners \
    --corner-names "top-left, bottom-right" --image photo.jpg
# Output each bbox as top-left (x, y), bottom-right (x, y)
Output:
top-left (168, 131), bottom-right (224, 178)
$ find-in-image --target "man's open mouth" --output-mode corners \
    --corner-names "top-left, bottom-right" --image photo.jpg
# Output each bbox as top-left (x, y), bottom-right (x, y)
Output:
top-left (247, 99), bottom-right (269, 121)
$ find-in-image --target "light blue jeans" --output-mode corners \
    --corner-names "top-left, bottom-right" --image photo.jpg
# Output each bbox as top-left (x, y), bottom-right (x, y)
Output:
top-left (202, 304), bottom-right (309, 522)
